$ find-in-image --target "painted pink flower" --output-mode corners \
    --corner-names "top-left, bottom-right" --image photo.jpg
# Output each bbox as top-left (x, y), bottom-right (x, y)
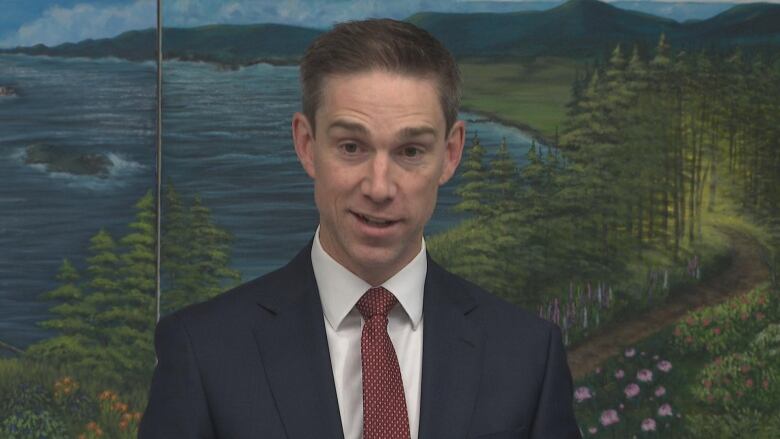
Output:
top-left (615, 369), bottom-right (625, 379)
top-left (658, 403), bottom-right (673, 417)
top-left (641, 418), bottom-right (657, 432)
top-left (637, 369), bottom-right (653, 382)
top-left (654, 386), bottom-right (666, 397)
top-left (657, 360), bottom-right (672, 373)
top-left (600, 409), bottom-right (620, 427)
top-left (624, 383), bottom-right (640, 398)
top-left (574, 386), bottom-right (593, 402)
top-left (625, 348), bottom-right (636, 358)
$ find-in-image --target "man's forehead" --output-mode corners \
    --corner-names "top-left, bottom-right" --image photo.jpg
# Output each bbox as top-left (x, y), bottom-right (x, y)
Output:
top-left (318, 70), bottom-right (440, 106)
top-left (315, 70), bottom-right (445, 134)
top-left (326, 119), bottom-right (439, 140)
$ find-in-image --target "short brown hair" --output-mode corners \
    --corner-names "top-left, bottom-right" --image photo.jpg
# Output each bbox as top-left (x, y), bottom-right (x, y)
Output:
top-left (299, 18), bottom-right (461, 134)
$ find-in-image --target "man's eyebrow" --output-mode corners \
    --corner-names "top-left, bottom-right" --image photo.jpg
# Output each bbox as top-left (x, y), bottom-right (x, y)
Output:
top-left (327, 120), bottom-right (369, 136)
top-left (326, 120), bottom-right (438, 141)
top-left (397, 126), bottom-right (437, 141)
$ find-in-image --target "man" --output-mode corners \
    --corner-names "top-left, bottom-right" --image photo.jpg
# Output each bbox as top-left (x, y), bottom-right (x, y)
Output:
top-left (140, 19), bottom-right (581, 439)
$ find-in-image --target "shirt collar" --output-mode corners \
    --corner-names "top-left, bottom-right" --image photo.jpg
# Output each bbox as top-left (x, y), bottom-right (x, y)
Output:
top-left (311, 226), bottom-right (426, 331)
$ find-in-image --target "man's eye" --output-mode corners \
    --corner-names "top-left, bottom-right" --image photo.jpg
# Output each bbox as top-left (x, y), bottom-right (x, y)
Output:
top-left (402, 146), bottom-right (422, 158)
top-left (341, 143), bottom-right (359, 153)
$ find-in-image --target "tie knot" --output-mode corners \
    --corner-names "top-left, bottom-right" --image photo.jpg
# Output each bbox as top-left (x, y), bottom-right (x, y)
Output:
top-left (356, 287), bottom-right (398, 319)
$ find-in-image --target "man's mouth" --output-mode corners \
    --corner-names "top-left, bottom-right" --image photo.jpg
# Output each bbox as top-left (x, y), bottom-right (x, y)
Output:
top-left (352, 211), bottom-right (397, 228)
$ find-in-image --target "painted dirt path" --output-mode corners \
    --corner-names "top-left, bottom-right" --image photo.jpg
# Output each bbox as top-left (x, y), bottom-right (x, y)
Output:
top-left (567, 227), bottom-right (770, 380)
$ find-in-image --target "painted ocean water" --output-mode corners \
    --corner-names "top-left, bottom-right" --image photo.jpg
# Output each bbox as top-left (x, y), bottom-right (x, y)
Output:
top-left (0, 54), bottom-right (541, 349)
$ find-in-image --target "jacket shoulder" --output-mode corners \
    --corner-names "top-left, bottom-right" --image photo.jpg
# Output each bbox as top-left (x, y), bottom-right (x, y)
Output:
top-left (160, 248), bottom-right (311, 331)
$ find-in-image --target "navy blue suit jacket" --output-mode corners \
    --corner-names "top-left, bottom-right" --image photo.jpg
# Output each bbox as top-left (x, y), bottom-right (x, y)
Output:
top-left (139, 242), bottom-right (581, 438)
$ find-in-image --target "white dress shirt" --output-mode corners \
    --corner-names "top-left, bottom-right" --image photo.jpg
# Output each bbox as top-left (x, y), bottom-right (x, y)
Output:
top-left (311, 226), bottom-right (425, 439)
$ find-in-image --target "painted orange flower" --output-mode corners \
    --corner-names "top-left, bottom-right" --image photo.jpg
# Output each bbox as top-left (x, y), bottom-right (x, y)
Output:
top-left (98, 390), bottom-right (116, 401)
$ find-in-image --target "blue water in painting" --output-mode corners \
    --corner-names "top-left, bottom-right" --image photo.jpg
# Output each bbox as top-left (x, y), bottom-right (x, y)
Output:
top-left (0, 54), bottom-right (543, 350)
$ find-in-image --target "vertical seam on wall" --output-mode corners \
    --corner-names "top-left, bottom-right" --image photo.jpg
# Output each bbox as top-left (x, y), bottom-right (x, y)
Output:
top-left (155, 0), bottom-right (163, 324)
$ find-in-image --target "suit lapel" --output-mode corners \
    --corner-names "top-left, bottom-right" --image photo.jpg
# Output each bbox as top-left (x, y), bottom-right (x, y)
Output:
top-left (418, 256), bottom-right (484, 438)
top-left (251, 243), bottom-right (345, 439)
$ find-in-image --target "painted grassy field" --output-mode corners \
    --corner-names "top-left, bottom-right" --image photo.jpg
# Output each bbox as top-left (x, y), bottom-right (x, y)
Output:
top-left (459, 57), bottom-right (581, 142)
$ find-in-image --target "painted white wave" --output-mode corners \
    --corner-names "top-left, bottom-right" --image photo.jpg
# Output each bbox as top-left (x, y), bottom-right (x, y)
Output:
top-left (10, 147), bottom-right (147, 190)
top-left (105, 152), bottom-right (147, 177)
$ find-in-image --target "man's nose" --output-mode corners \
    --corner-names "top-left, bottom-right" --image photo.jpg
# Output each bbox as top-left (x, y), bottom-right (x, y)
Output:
top-left (361, 153), bottom-right (396, 202)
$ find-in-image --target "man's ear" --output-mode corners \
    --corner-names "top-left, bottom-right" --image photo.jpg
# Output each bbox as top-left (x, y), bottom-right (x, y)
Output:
top-left (438, 120), bottom-right (466, 186)
top-left (292, 112), bottom-right (316, 179)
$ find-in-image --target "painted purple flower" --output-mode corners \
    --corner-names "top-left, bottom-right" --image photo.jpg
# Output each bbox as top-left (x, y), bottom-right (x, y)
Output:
top-left (654, 386), bottom-right (666, 397)
top-left (600, 409), bottom-right (620, 427)
top-left (637, 369), bottom-right (654, 383)
top-left (658, 403), bottom-right (673, 417)
top-left (588, 426), bottom-right (598, 435)
top-left (625, 347), bottom-right (636, 358)
top-left (641, 418), bottom-right (657, 432)
top-left (574, 386), bottom-right (593, 402)
top-left (624, 383), bottom-right (640, 398)
top-left (657, 360), bottom-right (673, 373)
top-left (615, 369), bottom-right (625, 379)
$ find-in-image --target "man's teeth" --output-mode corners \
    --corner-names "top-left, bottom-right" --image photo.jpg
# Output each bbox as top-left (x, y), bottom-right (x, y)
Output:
top-left (359, 214), bottom-right (392, 225)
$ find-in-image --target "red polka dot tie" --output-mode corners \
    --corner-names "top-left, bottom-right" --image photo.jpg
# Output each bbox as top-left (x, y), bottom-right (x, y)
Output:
top-left (356, 287), bottom-right (411, 439)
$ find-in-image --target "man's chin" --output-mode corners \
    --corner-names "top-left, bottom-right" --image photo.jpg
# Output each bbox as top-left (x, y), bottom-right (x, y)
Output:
top-left (346, 246), bottom-right (407, 282)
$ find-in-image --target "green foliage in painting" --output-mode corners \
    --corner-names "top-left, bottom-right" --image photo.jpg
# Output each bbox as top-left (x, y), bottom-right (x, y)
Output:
top-left (671, 287), bottom-right (773, 355)
top-left (437, 34), bottom-right (780, 316)
top-left (25, 188), bottom-right (239, 391)
top-left (161, 183), bottom-right (241, 314)
top-left (454, 132), bottom-right (490, 216)
top-left (1, 409), bottom-right (68, 439)
top-left (26, 193), bottom-right (156, 387)
top-left (573, 284), bottom-right (780, 438)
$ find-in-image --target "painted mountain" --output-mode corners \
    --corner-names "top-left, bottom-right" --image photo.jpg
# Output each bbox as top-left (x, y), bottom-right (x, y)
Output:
top-left (2, 0), bottom-right (779, 64)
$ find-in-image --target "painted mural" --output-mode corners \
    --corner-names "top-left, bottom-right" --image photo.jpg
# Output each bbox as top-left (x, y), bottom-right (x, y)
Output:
top-left (1, 0), bottom-right (779, 437)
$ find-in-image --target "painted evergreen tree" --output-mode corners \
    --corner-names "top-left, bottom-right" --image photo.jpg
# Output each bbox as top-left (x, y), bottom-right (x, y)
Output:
top-left (487, 137), bottom-right (520, 215)
top-left (162, 189), bottom-right (240, 314)
top-left (101, 191), bottom-right (156, 383)
top-left (454, 132), bottom-right (490, 217)
top-left (160, 182), bottom-right (192, 313)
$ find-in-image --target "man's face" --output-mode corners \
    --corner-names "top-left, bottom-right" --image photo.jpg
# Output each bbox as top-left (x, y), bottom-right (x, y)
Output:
top-left (292, 70), bottom-right (464, 285)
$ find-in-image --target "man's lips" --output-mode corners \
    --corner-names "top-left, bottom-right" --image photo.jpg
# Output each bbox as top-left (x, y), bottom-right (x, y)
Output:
top-left (350, 211), bottom-right (399, 227)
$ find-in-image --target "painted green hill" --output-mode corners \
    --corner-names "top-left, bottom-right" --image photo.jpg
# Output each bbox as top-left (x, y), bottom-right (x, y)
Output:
top-left (686, 2), bottom-right (780, 40)
top-left (1, 24), bottom-right (324, 66)
top-left (407, 0), bottom-right (683, 57)
top-left (1, 0), bottom-right (778, 64)
top-left (409, 0), bottom-right (780, 57)
top-left (162, 24), bottom-right (324, 65)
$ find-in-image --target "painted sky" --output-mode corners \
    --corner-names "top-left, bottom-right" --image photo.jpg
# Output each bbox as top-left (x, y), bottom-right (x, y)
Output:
top-left (1, 0), bottom-right (777, 48)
